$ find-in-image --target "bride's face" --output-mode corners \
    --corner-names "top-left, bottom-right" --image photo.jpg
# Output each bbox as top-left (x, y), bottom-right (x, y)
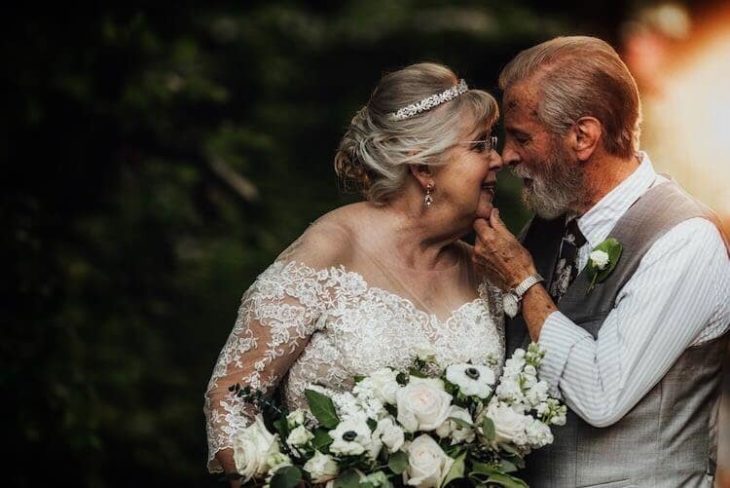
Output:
top-left (432, 118), bottom-right (503, 225)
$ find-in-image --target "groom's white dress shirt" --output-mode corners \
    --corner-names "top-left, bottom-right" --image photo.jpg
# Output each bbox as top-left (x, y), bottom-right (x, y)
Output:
top-left (538, 152), bottom-right (730, 427)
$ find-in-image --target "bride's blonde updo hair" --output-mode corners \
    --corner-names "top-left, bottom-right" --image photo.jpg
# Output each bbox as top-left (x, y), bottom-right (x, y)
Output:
top-left (334, 62), bottom-right (499, 204)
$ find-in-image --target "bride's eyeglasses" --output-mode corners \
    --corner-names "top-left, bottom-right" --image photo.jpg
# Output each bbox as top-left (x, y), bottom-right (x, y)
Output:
top-left (457, 135), bottom-right (499, 153)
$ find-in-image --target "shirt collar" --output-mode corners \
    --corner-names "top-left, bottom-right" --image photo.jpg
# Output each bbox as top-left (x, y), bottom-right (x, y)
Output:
top-left (575, 152), bottom-right (658, 249)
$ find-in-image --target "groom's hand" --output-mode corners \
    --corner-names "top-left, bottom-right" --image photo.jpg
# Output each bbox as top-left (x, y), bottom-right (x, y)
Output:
top-left (473, 208), bottom-right (557, 340)
top-left (472, 208), bottom-right (537, 289)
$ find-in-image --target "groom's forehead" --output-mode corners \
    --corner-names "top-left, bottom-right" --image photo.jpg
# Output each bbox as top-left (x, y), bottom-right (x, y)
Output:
top-left (503, 84), bottom-right (540, 117)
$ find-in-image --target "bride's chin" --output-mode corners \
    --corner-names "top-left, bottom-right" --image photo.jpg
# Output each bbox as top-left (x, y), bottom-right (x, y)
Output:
top-left (475, 203), bottom-right (493, 221)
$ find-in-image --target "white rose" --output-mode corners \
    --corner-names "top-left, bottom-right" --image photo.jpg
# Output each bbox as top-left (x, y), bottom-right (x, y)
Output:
top-left (589, 250), bottom-right (610, 270)
top-left (329, 417), bottom-right (373, 456)
top-left (303, 450), bottom-right (339, 483)
top-left (405, 434), bottom-right (454, 488)
top-left (435, 406), bottom-right (475, 444)
top-left (484, 402), bottom-right (530, 447)
top-left (232, 414), bottom-right (277, 482)
top-left (286, 409), bottom-right (306, 428)
top-left (525, 419), bottom-right (553, 449)
top-left (445, 364), bottom-right (495, 399)
top-left (396, 377), bottom-right (452, 432)
top-left (286, 425), bottom-right (314, 448)
top-left (374, 416), bottom-right (405, 453)
top-left (367, 368), bottom-right (401, 405)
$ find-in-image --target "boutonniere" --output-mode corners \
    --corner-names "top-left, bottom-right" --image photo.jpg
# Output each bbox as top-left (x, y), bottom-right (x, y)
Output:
top-left (586, 238), bottom-right (623, 294)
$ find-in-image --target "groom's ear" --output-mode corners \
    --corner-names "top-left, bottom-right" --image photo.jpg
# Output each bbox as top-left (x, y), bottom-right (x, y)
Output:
top-left (408, 164), bottom-right (434, 189)
top-left (571, 116), bottom-right (602, 162)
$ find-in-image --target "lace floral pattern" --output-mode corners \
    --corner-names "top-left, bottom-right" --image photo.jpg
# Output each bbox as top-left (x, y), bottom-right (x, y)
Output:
top-left (204, 260), bottom-right (504, 472)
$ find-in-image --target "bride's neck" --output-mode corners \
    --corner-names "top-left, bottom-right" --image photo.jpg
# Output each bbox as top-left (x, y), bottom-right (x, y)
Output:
top-left (366, 200), bottom-right (463, 271)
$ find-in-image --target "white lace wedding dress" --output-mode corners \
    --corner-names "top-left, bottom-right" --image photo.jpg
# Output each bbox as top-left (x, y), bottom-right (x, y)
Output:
top-left (203, 223), bottom-right (505, 473)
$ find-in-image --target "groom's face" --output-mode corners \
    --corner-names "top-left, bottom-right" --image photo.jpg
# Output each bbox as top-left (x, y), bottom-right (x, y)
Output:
top-left (502, 84), bottom-right (585, 219)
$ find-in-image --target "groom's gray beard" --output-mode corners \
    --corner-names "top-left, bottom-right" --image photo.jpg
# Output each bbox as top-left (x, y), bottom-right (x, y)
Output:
top-left (513, 141), bottom-right (585, 220)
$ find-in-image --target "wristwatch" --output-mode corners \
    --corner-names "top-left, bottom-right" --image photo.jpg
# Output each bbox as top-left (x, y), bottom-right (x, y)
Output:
top-left (503, 274), bottom-right (544, 318)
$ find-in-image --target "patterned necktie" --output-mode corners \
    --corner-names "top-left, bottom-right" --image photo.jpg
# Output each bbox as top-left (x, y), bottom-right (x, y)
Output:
top-left (549, 218), bottom-right (587, 302)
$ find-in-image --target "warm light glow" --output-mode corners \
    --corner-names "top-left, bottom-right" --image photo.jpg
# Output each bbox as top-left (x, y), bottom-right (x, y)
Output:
top-left (641, 18), bottom-right (730, 217)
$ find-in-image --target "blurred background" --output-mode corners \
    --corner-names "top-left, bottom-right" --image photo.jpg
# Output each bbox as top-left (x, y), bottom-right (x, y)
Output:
top-left (4, 1), bottom-right (729, 486)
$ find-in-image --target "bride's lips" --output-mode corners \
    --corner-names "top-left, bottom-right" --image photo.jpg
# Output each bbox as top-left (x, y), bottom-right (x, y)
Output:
top-left (480, 181), bottom-right (496, 198)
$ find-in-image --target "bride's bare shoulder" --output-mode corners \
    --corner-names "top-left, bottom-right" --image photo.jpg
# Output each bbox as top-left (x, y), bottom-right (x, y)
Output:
top-left (284, 203), bottom-right (370, 268)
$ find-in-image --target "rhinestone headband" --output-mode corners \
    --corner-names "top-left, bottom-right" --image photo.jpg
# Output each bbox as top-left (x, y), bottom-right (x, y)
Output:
top-left (388, 79), bottom-right (469, 121)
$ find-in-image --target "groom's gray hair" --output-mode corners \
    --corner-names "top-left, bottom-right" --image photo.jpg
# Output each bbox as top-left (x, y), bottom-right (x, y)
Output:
top-left (499, 36), bottom-right (642, 159)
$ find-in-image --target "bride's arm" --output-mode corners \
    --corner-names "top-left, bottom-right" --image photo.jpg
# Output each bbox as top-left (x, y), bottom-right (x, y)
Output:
top-left (203, 260), bottom-right (332, 479)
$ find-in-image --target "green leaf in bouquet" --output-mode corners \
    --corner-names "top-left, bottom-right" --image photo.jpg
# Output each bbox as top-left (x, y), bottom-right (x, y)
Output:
top-left (441, 452), bottom-right (466, 488)
top-left (273, 418), bottom-right (289, 441)
top-left (387, 451), bottom-right (409, 475)
top-left (508, 454), bottom-right (526, 470)
top-left (305, 389), bottom-right (340, 429)
top-left (396, 372), bottom-right (409, 386)
top-left (480, 416), bottom-right (496, 442)
top-left (470, 460), bottom-right (498, 476)
top-left (312, 428), bottom-right (333, 451)
top-left (270, 466), bottom-right (303, 488)
top-left (485, 472), bottom-right (529, 488)
top-left (499, 443), bottom-right (522, 457)
top-left (448, 416), bottom-right (473, 430)
top-left (334, 469), bottom-right (362, 488)
top-left (443, 380), bottom-right (458, 397)
top-left (367, 418), bottom-right (378, 431)
top-left (499, 459), bottom-right (519, 474)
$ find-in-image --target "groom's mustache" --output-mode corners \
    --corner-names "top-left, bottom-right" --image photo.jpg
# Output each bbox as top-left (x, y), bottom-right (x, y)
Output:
top-left (511, 165), bottom-right (535, 180)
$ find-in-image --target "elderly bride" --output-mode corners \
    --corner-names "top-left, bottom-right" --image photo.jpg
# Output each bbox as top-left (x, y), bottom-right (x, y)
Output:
top-left (204, 62), bottom-right (505, 484)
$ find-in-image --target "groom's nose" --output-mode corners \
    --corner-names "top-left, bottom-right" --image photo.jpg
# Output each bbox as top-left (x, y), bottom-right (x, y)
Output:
top-left (501, 145), bottom-right (520, 167)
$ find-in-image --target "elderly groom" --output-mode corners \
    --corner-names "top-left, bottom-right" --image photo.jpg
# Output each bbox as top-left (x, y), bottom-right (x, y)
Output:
top-left (473, 36), bottom-right (730, 487)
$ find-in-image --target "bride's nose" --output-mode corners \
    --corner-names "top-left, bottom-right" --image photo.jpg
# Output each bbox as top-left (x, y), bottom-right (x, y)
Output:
top-left (489, 152), bottom-right (504, 172)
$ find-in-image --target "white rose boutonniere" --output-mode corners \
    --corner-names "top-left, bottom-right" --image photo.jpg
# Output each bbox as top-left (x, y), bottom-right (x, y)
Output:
top-left (586, 238), bottom-right (623, 293)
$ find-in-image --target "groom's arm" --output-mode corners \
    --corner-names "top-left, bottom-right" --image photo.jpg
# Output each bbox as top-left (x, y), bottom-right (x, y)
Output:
top-left (474, 211), bottom-right (729, 428)
top-left (536, 218), bottom-right (728, 427)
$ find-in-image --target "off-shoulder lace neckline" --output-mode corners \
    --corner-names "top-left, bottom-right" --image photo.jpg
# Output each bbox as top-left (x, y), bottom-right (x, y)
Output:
top-left (280, 260), bottom-right (487, 324)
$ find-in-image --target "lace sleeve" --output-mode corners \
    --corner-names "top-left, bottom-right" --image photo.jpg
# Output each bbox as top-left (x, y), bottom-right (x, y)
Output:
top-left (203, 260), bottom-right (333, 473)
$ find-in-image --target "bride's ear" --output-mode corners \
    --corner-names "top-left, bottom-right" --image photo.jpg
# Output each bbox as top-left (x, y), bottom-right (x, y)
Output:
top-left (570, 116), bottom-right (602, 162)
top-left (408, 164), bottom-right (434, 191)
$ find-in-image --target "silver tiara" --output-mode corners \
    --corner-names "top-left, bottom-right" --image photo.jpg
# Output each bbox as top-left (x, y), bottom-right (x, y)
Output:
top-left (388, 79), bottom-right (469, 121)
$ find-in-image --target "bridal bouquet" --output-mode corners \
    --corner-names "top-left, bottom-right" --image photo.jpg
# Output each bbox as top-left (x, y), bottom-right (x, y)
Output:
top-left (229, 343), bottom-right (565, 488)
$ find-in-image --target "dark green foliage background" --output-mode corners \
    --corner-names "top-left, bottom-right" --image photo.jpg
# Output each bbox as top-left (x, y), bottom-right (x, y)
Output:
top-left (3, 1), bottom-right (693, 486)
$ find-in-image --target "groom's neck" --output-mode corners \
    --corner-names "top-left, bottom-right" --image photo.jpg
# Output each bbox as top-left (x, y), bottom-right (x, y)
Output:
top-left (574, 152), bottom-right (642, 216)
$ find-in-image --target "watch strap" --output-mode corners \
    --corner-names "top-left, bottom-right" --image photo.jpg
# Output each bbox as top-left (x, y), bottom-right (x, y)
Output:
top-left (513, 273), bottom-right (544, 298)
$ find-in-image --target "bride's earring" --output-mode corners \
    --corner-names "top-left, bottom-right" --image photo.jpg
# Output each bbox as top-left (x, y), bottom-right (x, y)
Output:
top-left (424, 183), bottom-right (434, 207)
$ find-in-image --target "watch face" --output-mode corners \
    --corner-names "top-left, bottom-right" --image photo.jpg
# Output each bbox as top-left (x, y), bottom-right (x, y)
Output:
top-left (503, 293), bottom-right (519, 318)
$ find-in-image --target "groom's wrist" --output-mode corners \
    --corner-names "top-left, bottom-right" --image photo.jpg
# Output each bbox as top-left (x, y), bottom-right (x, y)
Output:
top-left (521, 285), bottom-right (557, 341)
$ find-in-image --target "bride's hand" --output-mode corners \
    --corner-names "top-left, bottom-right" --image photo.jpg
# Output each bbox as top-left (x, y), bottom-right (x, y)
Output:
top-left (472, 208), bottom-right (537, 290)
